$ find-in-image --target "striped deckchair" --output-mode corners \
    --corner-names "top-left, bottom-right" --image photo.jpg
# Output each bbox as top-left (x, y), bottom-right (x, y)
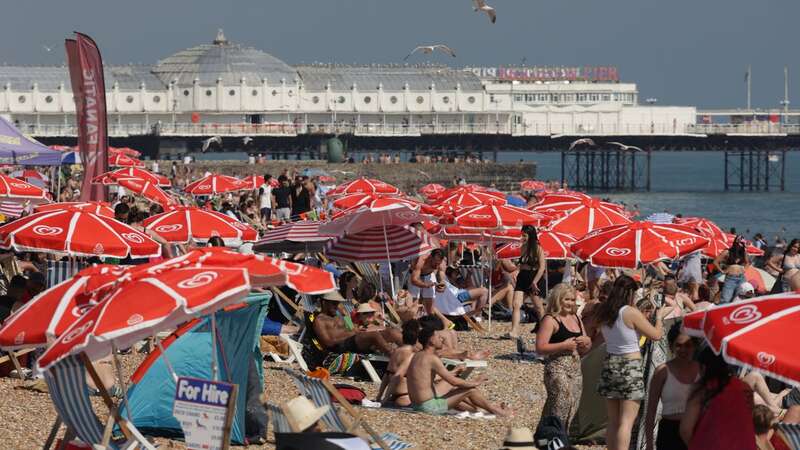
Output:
top-left (776, 423), bottom-right (800, 450)
top-left (266, 401), bottom-right (292, 434)
top-left (46, 260), bottom-right (88, 288)
top-left (43, 354), bottom-right (156, 450)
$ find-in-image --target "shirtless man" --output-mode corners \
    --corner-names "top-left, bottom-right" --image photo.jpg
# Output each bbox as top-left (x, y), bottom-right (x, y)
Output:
top-left (312, 291), bottom-right (401, 355)
top-left (409, 249), bottom-right (448, 321)
top-left (406, 320), bottom-right (511, 417)
top-left (376, 319), bottom-right (420, 406)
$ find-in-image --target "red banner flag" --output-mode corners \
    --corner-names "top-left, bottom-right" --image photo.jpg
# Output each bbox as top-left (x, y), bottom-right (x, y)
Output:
top-left (65, 33), bottom-right (108, 201)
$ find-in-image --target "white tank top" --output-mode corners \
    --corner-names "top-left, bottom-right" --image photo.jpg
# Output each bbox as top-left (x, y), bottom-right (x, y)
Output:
top-left (601, 305), bottom-right (640, 355)
top-left (660, 367), bottom-right (695, 416)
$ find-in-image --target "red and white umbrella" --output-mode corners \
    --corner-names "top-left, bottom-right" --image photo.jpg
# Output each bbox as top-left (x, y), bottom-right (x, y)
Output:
top-left (34, 201), bottom-right (115, 218)
top-left (497, 231), bottom-right (578, 260)
top-left (419, 183), bottom-right (446, 199)
top-left (0, 264), bottom-right (125, 349)
top-left (570, 221), bottom-right (709, 269)
top-left (321, 200), bottom-right (435, 237)
top-left (675, 218), bottom-right (762, 258)
top-left (532, 193), bottom-right (625, 217)
top-left (143, 206), bottom-right (257, 246)
top-left (109, 147), bottom-right (141, 158)
top-left (116, 177), bottom-right (176, 209)
top-left (0, 208), bottom-right (161, 258)
top-left (546, 197), bottom-right (632, 237)
top-left (451, 204), bottom-right (552, 229)
top-left (520, 180), bottom-right (547, 191)
top-left (325, 225), bottom-right (437, 263)
top-left (326, 178), bottom-right (400, 197)
top-left (439, 226), bottom-right (522, 244)
top-left (0, 173), bottom-right (49, 203)
top-left (253, 221), bottom-right (332, 253)
top-left (433, 189), bottom-right (506, 208)
top-left (184, 174), bottom-right (249, 196)
top-left (683, 292), bottom-right (800, 386)
top-left (241, 175), bottom-right (264, 190)
top-left (109, 153), bottom-right (144, 168)
top-left (36, 267), bottom-right (251, 371)
top-left (92, 168), bottom-right (171, 187)
top-left (331, 193), bottom-right (438, 215)
top-left (11, 169), bottom-right (49, 183)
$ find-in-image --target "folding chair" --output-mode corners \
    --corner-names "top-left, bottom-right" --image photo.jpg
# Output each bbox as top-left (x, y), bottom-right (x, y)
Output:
top-left (43, 354), bottom-right (156, 450)
top-left (0, 348), bottom-right (35, 379)
top-left (775, 423), bottom-right (800, 450)
top-left (46, 260), bottom-right (88, 288)
top-left (265, 401), bottom-right (292, 434)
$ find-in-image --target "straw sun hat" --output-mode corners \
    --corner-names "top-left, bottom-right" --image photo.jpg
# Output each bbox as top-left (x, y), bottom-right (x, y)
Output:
top-left (281, 396), bottom-right (330, 432)
top-left (499, 427), bottom-right (537, 450)
top-left (356, 303), bottom-right (376, 314)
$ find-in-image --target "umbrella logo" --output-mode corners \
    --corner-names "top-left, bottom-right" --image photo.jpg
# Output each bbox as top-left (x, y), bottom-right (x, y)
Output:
top-left (177, 271), bottom-right (219, 289)
top-left (468, 214), bottom-right (494, 219)
top-left (126, 314), bottom-right (144, 326)
top-left (198, 184), bottom-right (211, 190)
top-left (757, 352), bottom-right (776, 366)
top-left (13, 332), bottom-right (25, 345)
top-left (10, 182), bottom-right (31, 189)
top-left (155, 224), bottom-right (183, 233)
top-left (62, 320), bottom-right (94, 344)
top-left (230, 221), bottom-right (249, 230)
top-left (32, 225), bottom-right (63, 236)
top-left (395, 211), bottom-right (420, 220)
top-left (676, 237), bottom-right (696, 246)
top-left (121, 233), bottom-right (144, 244)
top-left (93, 243), bottom-right (104, 255)
top-left (728, 305), bottom-right (762, 325)
top-left (71, 303), bottom-right (95, 318)
top-left (605, 248), bottom-right (631, 257)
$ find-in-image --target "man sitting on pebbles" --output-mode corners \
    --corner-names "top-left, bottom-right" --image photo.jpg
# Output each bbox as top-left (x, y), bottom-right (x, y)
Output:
top-left (313, 291), bottom-right (402, 355)
top-left (407, 317), bottom-right (512, 417)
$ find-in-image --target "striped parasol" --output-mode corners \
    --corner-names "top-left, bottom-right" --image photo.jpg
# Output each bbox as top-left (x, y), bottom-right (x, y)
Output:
top-left (325, 225), bottom-right (437, 263)
top-left (253, 221), bottom-right (332, 253)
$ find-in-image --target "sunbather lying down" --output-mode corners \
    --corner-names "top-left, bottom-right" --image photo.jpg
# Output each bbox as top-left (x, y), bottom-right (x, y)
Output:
top-left (405, 317), bottom-right (512, 417)
top-left (313, 291), bottom-right (402, 355)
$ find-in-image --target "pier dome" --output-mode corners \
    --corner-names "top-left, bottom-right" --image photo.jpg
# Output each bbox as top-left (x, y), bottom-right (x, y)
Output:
top-left (151, 29), bottom-right (298, 87)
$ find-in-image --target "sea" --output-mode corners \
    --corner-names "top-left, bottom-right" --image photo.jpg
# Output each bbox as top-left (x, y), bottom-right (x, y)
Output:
top-left (497, 150), bottom-right (799, 241)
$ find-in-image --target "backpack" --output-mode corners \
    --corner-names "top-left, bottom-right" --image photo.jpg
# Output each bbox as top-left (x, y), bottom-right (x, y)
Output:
top-left (534, 415), bottom-right (569, 450)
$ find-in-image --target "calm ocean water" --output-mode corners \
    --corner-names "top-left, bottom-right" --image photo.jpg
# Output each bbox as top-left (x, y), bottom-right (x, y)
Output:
top-left (499, 151), bottom-right (800, 240)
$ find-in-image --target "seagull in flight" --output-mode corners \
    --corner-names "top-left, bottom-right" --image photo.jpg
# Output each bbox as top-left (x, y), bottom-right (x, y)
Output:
top-left (242, 136), bottom-right (254, 146)
top-left (404, 45), bottom-right (457, 61)
top-left (568, 138), bottom-right (596, 151)
top-left (330, 170), bottom-right (355, 176)
top-left (606, 142), bottom-right (644, 152)
top-left (42, 45), bottom-right (52, 53)
top-left (201, 136), bottom-right (222, 152)
top-left (473, 0), bottom-right (497, 24)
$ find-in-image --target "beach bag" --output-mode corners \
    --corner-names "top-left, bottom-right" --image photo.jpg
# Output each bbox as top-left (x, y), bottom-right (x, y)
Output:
top-left (534, 415), bottom-right (570, 449)
top-left (332, 383), bottom-right (367, 404)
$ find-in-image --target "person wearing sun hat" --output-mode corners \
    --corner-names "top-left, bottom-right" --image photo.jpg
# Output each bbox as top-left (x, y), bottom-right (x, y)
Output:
top-left (498, 428), bottom-right (537, 450)
top-left (281, 395), bottom-right (329, 433)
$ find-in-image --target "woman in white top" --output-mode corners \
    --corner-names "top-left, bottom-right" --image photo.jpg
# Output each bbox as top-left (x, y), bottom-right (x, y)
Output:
top-left (594, 275), bottom-right (672, 450)
top-left (644, 322), bottom-right (700, 450)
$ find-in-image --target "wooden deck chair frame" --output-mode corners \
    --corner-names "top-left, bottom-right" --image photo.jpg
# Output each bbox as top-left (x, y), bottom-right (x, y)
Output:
top-left (0, 348), bottom-right (35, 379)
top-left (283, 369), bottom-right (390, 450)
top-left (347, 265), bottom-right (402, 325)
top-left (43, 353), bottom-right (156, 450)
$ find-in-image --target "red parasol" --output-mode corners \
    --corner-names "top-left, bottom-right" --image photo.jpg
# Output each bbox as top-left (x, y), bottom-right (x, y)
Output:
top-left (36, 267), bottom-right (252, 371)
top-left (325, 225), bottom-right (438, 263)
top-left (109, 153), bottom-right (144, 168)
top-left (520, 180), bottom-right (547, 191)
top-left (143, 206), bottom-right (257, 246)
top-left (184, 174), bottom-right (249, 196)
top-left (11, 169), bottom-right (48, 183)
top-left (438, 226), bottom-right (522, 244)
top-left (532, 193), bottom-right (626, 217)
top-left (0, 208), bottom-right (161, 258)
top-left (108, 147), bottom-right (141, 158)
top-left (326, 177), bottom-right (401, 197)
top-left (0, 173), bottom-right (49, 203)
top-left (34, 201), bottom-right (114, 218)
top-left (419, 183), bottom-right (446, 199)
top-left (570, 221), bottom-right (709, 268)
top-left (683, 292), bottom-right (800, 385)
top-left (321, 199), bottom-right (436, 237)
top-left (116, 177), bottom-right (176, 209)
top-left (433, 189), bottom-right (506, 208)
top-left (92, 168), bottom-right (171, 187)
top-left (496, 231), bottom-right (578, 260)
top-left (240, 175), bottom-right (264, 190)
top-left (451, 204), bottom-right (552, 229)
top-left (546, 197), bottom-right (632, 237)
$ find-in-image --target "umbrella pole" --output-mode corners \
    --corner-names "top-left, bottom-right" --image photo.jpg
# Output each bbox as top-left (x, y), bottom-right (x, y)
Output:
top-left (210, 313), bottom-right (219, 382)
top-left (488, 236), bottom-right (493, 332)
top-left (155, 338), bottom-right (179, 383)
top-left (382, 224), bottom-right (395, 299)
top-left (111, 343), bottom-right (132, 422)
top-left (56, 167), bottom-right (61, 202)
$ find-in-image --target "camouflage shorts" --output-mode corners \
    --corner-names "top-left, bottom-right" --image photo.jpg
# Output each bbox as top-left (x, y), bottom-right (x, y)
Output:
top-left (597, 354), bottom-right (645, 400)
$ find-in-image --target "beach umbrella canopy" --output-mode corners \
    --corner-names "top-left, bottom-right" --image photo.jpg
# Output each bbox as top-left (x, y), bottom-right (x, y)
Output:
top-left (253, 221), bottom-right (332, 253)
top-left (645, 212), bottom-right (676, 224)
top-left (438, 226), bottom-right (522, 244)
top-left (116, 177), bottom-right (176, 209)
top-left (109, 153), bottom-right (144, 168)
top-left (0, 201), bottom-right (26, 218)
top-left (34, 201), bottom-right (114, 218)
top-left (320, 200), bottom-right (435, 237)
top-left (108, 147), bottom-right (141, 158)
top-left (520, 180), bottom-right (547, 192)
top-left (325, 225), bottom-right (438, 263)
top-left (570, 221), bottom-right (709, 269)
top-left (683, 291), bottom-right (800, 385)
top-left (0, 264), bottom-right (125, 349)
top-left (0, 208), bottom-right (161, 258)
top-left (92, 168), bottom-right (171, 187)
top-left (143, 206), bottom-right (257, 246)
top-left (0, 173), bottom-right (49, 203)
top-left (419, 183), bottom-right (446, 198)
top-left (451, 204), bottom-right (552, 229)
top-left (532, 193), bottom-right (624, 216)
top-left (546, 197), bottom-right (632, 237)
top-left (331, 193), bottom-right (438, 216)
top-left (326, 177), bottom-right (400, 197)
top-left (433, 189), bottom-right (506, 208)
top-left (184, 174), bottom-right (249, 195)
top-left (497, 231), bottom-right (578, 260)
top-left (11, 169), bottom-right (48, 183)
top-left (36, 266), bottom-right (252, 371)
top-left (240, 175), bottom-right (264, 190)
top-left (0, 116), bottom-right (62, 165)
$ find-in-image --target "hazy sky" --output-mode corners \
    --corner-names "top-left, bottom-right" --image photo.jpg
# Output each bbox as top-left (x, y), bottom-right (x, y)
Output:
top-left (2, 0), bottom-right (797, 109)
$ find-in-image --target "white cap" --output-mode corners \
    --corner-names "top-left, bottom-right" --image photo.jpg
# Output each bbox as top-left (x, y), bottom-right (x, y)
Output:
top-left (737, 282), bottom-right (755, 295)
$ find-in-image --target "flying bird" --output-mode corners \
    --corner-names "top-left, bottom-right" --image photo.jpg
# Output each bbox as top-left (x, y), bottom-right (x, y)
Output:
top-left (568, 138), bottom-right (596, 151)
top-left (404, 45), bottom-right (456, 61)
top-left (42, 45), bottom-right (52, 53)
top-left (473, 0), bottom-right (497, 23)
top-left (242, 136), bottom-right (254, 146)
top-left (201, 136), bottom-right (222, 152)
top-left (330, 170), bottom-right (355, 176)
top-left (606, 142), bottom-right (644, 152)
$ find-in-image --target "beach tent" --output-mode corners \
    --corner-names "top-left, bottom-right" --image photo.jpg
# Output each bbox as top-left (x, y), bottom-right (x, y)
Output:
top-left (121, 293), bottom-right (270, 444)
top-left (0, 116), bottom-right (61, 165)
